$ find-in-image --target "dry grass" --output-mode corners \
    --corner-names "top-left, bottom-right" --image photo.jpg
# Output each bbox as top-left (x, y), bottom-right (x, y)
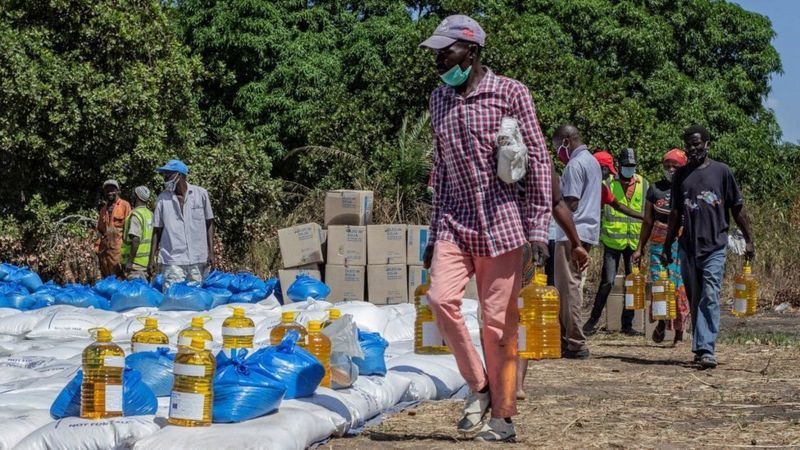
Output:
top-left (325, 312), bottom-right (800, 449)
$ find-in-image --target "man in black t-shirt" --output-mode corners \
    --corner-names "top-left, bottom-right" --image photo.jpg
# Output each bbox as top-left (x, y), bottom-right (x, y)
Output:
top-left (661, 125), bottom-right (755, 369)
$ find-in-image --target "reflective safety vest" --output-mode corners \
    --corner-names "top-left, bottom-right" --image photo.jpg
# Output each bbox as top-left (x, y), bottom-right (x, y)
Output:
top-left (121, 207), bottom-right (154, 268)
top-left (600, 175), bottom-right (648, 250)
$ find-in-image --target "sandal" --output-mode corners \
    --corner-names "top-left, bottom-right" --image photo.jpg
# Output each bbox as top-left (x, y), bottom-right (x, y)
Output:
top-left (652, 320), bottom-right (666, 343)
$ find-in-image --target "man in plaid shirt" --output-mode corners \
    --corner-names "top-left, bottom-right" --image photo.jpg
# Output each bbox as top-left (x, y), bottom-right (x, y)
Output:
top-left (420, 15), bottom-right (552, 442)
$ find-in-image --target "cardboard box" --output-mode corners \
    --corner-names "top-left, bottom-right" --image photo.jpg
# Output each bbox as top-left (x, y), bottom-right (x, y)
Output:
top-left (407, 225), bottom-right (430, 266)
top-left (368, 264), bottom-right (408, 304)
top-left (325, 265), bottom-right (365, 302)
top-left (367, 224), bottom-right (407, 265)
top-left (465, 276), bottom-right (479, 300)
top-left (326, 226), bottom-right (367, 266)
top-left (408, 266), bottom-right (430, 302)
top-left (324, 190), bottom-right (374, 226)
top-left (278, 223), bottom-right (324, 268)
top-left (278, 267), bottom-right (322, 301)
top-left (606, 276), bottom-right (645, 332)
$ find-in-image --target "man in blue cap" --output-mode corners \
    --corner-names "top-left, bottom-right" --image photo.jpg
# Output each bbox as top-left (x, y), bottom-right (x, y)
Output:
top-left (148, 160), bottom-right (215, 290)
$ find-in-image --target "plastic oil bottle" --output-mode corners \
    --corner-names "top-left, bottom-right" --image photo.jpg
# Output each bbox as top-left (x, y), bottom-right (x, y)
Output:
top-left (323, 308), bottom-right (341, 329)
top-left (306, 320), bottom-right (331, 388)
top-left (413, 279), bottom-right (449, 355)
top-left (624, 266), bottom-right (646, 310)
top-left (81, 328), bottom-right (125, 419)
top-left (732, 262), bottom-right (758, 317)
top-left (178, 317), bottom-right (213, 351)
top-left (518, 273), bottom-right (561, 359)
top-left (222, 307), bottom-right (255, 350)
top-left (131, 317), bottom-right (169, 353)
top-left (169, 338), bottom-right (216, 427)
top-left (651, 271), bottom-right (674, 321)
top-left (270, 311), bottom-right (307, 347)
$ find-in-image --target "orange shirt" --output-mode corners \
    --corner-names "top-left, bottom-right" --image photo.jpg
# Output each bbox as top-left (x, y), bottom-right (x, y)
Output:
top-left (96, 198), bottom-right (131, 255)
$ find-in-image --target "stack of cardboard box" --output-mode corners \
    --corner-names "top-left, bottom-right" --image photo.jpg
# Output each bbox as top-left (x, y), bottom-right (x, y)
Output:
top-left (277, 189), bottom-right (478, 305)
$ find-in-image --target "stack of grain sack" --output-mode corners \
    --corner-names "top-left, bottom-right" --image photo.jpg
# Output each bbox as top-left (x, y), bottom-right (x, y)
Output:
top-left (276, 190), bottom-right (479, 305)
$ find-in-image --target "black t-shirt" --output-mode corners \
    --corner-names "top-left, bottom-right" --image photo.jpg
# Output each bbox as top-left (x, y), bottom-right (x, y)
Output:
top-left (671, 159), bottom-right (743, 257)
top-left (646, 179), bottom-right (672, 224)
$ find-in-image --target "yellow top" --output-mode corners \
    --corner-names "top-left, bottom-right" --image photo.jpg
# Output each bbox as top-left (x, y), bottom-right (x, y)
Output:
top-left (231, 307), bottom-right (245, 318)
top-left (632, 266), bottom-right (640, 275)
top-left (308, 320), bottom-right (322, 332)
top-left (143, 317), bottom-right (158, 329)
top-left (281, 311), bottom-right (296, 322)
top-left (328, 309), bottom-right (341, 320)
top-left (191, 317), bottom-right (205, 328)
top-left (190, 338), bottom-right (205, 351)
top-left (534, 273), bottom-right (547, 286)
top-left (743, 263), bottom-right (752, 274)
top-left (659, 270), bottom-right (668, 278)
top-left (91, 327), bottom-right (112, 342)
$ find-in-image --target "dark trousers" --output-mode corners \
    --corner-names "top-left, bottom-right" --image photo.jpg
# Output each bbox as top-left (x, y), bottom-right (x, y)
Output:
top-left (590, 245), bottom-right (635, 330)
top-left (545, 239), bottom-right (556, 286)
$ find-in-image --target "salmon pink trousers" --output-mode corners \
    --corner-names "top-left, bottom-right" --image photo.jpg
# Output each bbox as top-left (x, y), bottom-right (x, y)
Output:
top-left (427, 241), bottom-right (523, 418)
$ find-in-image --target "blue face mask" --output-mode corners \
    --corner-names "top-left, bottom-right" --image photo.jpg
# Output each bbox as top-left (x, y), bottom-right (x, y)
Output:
top-left (440, 64), bottom-right (472, 87)
top-left (620, 166), bottom-right (636, 179)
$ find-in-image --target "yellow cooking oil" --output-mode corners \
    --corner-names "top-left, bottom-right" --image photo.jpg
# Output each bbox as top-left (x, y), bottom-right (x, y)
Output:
top-left (222, 307), bottom-right (255, 350)
top-left (413, 278), bottom-right (449, 355)
top-left (652, 271), bottom-right (673, 321)
top-left (518, 273), bottom-right (560, 359)
top-left (270, 311), bottom-right (307, 347)
top-left (732, 262), bottom-right (758, 317)
top-left (131, 317), bottom-right (169, 353)
top-left (81, 327), bottom-right (125, 419)
top-left (306, 320), bottom-right (331, 388)
top-left (177, 316), bottom-right (212, 351)
top-left (624, 266), bottom-right (646, 310)
top-left (168, 338), bottom-right (216, 427)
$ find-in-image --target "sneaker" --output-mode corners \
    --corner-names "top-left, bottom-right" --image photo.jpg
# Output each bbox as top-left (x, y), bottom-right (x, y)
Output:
top-left (621, 328), bottom-right (644, 337)
top-left (562, 348), bottom-right (590, 359)
top-left (582, 317), bottom-right (599, 336)
top-left (699, 354), bottom-right (718, 369)
top-left (457, 389), bottom-right (491, 433)
top-left (474, 418), bottom-right (517, 443)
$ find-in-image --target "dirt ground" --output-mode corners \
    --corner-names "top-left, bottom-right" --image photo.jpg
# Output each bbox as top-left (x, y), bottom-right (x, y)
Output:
top-left (326, 310), bottom-right (800, 449)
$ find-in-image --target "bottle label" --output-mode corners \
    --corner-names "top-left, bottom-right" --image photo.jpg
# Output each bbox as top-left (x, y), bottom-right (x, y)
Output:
top-left (174, 363), bottom-right (206, 377)
top-left (170, 391), bottom-right (206, 421)
top-left (517, 297), bottom-right (524, 309)
top-left (652, 286), bottom-right (665, 293)
top-left (421, 322), bottom-right (444, 347)
top-left (624, 280), bottom-right (633, 287)
top-left (178, 337), bottom-right (212, 349)
top-left (652, 301), bottom-right (667, 316)
top-left (132, 343), bottom-right (165, 353)
top-left (517, 325), bottom-right (527, 352)
top-left (734, 299), bottom-right (748, 313)
top-left (222, 327), bottom-right (255, 336)
top-left (420, 295), bottom-right (429, 306)
top-left (105, 384), bottom-right (123, 412)
top-left (103, 356), bottom-right (125, 368)
top-left (735, 284), bottom-right (747, 292)
top-left (624, 294), bottom-right (634, 307)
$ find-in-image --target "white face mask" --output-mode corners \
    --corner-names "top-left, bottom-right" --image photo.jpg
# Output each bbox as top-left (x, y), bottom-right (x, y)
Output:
top-left (164, 174), bottom-right (179, 192)
top-left (663, 169), bottom-right (675, 182)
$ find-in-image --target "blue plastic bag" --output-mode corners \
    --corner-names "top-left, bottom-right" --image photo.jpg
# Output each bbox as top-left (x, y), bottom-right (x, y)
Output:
top-left (286, 274), bottom-right (331, 302)
top-left (352, 330), bottom-right (388, 376)
top-left (24, 283), bottom-right (60, 310)
top-left (0, 282), bottom-right (30, 309)
top-left (5, 268), bottom-right (43, 292)
top-left (151, 273), bottom-right (164, 292)
top-left (54, 284), bottom-right (111, 310)
top-left (0, 263), bottom-right (18, 280)
top-left (204, 287), bottom-right (232, 308)
top-left (49, 367), bottom-right (158, 419)
top-left (230, 273), bottom-right (267, 294)
top-left (228, 290), bottom-right (267, 304)
top-left (125, 348), bottom-right (175, 397)
top-left (160, 282), bottom-right (215, 311)
top-left (94, 275), bottom-right (124, 299)
top-left (203, 270), bottom-right (236, 290)
top-left (251, 330), bottom-right (324, 399)
top-left (110, 281), bottom-right (164, 312)
top-left (212, 349), bottom-right (286, 423)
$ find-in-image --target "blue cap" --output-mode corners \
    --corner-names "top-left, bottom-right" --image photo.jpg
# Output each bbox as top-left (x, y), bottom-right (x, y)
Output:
top-left (156, 159), bottom-right (189, 175)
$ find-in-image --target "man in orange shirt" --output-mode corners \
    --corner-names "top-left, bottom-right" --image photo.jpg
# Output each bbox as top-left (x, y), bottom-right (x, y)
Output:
top-left (95, 179), bottom-right (131, 278)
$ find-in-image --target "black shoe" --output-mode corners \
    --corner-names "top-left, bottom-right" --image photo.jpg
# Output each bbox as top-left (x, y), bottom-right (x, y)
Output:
top-left (621, 328), bottom-right (644, 337)
top-left (652, 321), bottom-right (666, 343)
top-left (698, 354), bottom-right (718, 369)
top-left (582, 318), bottom-right (599, 336)
top-left (562, 348), bottom-right (590, 360)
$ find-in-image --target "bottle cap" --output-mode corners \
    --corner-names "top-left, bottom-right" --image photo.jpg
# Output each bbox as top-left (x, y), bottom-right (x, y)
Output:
top-left (231, 307), bottom-right (245, 318)
top-left (90, 327), bottom-right (112, 342)
top-left (308, 320), bottom-right (322, 332)
top-left (632, 266), bottom-right (640, 274)
top-left (743, 264), bottom-right (752, 274)
top-left (281, 311), bottom-right (296, 322)
top-left (190, 338), bottom-right (205, 351)
top-left (143, 317), bottom-right (158, 329)
top-left (191, 317), bottom-right (206, 328)
top-left (328, 309), bottom-right (341, 320)
top-left (660, 270), bottom-right (668, 278)
top-left (534, 273), bottom-right (547, 286)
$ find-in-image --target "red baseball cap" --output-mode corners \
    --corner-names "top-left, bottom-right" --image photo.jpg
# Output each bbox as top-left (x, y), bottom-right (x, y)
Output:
top-left (593, 151), bottom-right (617, 176)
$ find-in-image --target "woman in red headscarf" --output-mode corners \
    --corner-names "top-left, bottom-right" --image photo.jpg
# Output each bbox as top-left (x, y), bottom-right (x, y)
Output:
top-left (632, 149), bottom-right (690, 344)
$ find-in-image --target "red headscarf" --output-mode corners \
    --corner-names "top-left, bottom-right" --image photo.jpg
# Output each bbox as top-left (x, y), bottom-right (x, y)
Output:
top-left (663, 148), bottom-right (688, 166)
top-left (593, 150), bottom-right (617, 176)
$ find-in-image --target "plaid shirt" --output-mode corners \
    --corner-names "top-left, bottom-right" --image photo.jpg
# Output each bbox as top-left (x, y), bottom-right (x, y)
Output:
top-left (429, 69), bottom-right (552, 257)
